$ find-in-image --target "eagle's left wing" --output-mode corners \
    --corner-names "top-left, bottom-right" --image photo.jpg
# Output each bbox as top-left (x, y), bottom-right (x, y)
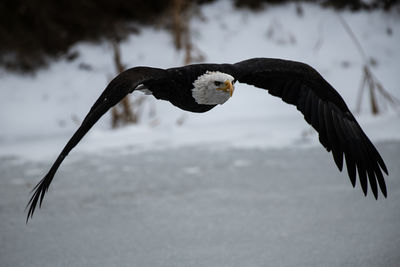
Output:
top-left (233, 58), bottom-right (388, 198)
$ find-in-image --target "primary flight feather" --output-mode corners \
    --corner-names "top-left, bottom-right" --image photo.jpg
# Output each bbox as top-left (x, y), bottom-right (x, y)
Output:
top-left (26, 58), bottom-right (388, 221)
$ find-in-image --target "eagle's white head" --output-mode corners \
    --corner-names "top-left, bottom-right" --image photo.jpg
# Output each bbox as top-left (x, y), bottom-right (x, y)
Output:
top-left (192, 71), bottom-right (235, 105)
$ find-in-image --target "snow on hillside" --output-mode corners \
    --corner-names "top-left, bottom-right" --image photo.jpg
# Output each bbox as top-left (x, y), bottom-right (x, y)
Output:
top-left (0, 1), bottom-right (399, 161)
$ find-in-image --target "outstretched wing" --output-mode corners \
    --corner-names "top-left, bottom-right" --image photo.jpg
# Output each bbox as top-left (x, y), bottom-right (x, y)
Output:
top-left (233, 58), bottom-right (388, 198)
top-left (26, 67), bottom-right (168, 221)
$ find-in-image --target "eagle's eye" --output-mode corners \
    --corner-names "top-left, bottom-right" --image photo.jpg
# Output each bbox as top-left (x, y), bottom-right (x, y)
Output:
top-left (214, 81), bottom-right (222, 86)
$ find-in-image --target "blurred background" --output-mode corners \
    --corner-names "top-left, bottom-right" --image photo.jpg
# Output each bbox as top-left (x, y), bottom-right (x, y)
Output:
top-left (1, 1), bottom-right (400, 267)
top-left (1, 0), bottom-right (397, 72)
top-left (0, 0), bottom-right (399, 151)
top-left (0, 0), bottom-right (399, 147)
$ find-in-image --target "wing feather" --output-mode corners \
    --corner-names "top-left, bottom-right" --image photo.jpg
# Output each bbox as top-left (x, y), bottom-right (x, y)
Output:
top-left (296, 84), bottom-right (308, 114)
top-left (304, 89), bottom-right (314, 125)
top-left (331, 108), bottom-right (345, 170)
top-left (317, 99), bottom-right (330, 151)
top-left (233, 58), bottom-right (388, 198)
top-left (309, 91), bottom-right (320, 131)
top-left (26, 67), bottom-right (168, 221)
top-left (375, 165), bottom-right (387, 197)
top-left (324, 103), bottom-right (343, 171)
top-left (282, 80), bottom-right (301, 104)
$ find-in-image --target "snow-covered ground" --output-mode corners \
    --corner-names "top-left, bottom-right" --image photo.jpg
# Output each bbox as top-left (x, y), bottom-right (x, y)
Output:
top-left (0, 2), bottom-right (399, 160)
top-left (1, 1), bottom-right (400, 266)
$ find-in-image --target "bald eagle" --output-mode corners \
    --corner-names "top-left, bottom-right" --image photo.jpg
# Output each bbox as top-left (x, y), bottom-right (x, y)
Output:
top-left (26, 58), bottom-right (388, 221)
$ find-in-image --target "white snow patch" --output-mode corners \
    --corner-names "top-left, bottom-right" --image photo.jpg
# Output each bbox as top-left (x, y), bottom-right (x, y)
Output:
top-left (0, 1), bottom-right (399, 161)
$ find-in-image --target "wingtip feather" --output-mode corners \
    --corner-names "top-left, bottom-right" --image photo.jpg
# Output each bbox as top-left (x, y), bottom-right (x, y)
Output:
top-left (26, 172), bottom-right (53, 223)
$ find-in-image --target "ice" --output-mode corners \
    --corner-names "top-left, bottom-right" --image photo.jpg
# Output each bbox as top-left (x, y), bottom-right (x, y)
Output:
top-left (1, 142), bottom-right (399, 267)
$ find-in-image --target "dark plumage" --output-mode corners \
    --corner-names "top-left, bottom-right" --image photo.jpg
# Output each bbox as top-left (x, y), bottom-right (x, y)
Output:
top-left (26, 58), bottom-right (388, 221)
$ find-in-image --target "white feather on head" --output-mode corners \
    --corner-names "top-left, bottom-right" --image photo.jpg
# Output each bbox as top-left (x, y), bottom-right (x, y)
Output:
top-left (192, 71), bottom-right (235, 105)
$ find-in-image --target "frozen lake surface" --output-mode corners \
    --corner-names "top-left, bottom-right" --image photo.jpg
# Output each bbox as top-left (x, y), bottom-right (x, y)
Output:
top-left (1, 141), bottom-right (399, 267)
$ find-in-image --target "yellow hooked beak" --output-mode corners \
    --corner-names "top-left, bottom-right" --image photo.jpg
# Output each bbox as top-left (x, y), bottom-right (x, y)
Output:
top-left (216, 80), bottom-right (234, 97)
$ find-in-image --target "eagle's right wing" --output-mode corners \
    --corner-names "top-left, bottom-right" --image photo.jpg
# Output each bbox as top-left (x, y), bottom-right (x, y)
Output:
top-left (26, 67), bottom-right (167, 221)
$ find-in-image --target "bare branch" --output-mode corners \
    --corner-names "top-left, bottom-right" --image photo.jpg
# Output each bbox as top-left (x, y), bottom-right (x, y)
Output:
top-left (338, 15), bottom-right (399, 115)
